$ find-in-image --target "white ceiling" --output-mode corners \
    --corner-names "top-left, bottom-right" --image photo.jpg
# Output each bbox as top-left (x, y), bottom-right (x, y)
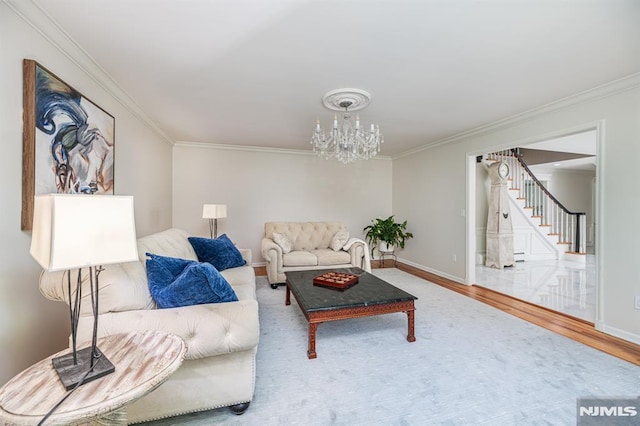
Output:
top-left (527, 130), bottom-right (597, 172)
top-left (30, 0), bottom-right (640, 156)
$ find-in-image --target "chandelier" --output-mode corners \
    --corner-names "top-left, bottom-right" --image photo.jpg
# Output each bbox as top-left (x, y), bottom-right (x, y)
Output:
top-left (310, 88), bottom-right (383, 164)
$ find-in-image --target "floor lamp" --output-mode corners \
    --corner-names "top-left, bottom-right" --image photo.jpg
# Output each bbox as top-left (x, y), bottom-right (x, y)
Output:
top-left (30, 194), bottom-right (138, 390)
top-left (202, 204), bottom-right (227, 238)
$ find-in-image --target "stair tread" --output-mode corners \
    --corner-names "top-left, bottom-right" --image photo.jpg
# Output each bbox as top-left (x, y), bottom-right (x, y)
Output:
top-left (504, 162), bottom-right (580, 256)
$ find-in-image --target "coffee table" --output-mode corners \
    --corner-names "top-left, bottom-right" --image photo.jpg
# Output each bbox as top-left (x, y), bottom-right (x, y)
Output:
top-left (285, 268), bottom-right (417, 359)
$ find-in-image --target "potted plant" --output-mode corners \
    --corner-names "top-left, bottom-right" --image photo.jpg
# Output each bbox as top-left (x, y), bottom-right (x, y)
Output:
top-left (363, 215), bottom-right (414, 256)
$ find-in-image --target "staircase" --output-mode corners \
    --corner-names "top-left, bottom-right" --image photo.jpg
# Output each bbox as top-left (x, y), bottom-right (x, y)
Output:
top-left (486, 149), bottom-right (587, 263)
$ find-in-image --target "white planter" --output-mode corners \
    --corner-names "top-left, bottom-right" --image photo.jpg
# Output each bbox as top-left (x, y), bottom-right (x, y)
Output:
top-left (378, 242), bottom-right (395, 254)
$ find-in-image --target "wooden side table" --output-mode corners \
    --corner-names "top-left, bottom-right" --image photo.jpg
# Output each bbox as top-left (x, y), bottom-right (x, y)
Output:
top-left (0, 330), bottom-right (186, 425)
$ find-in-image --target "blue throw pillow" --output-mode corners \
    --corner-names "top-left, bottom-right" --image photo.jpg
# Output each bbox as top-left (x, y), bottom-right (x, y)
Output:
top-left (188, 234), bottom-right (246, 271)
top-left (146, 253), bottom-right (238, 309)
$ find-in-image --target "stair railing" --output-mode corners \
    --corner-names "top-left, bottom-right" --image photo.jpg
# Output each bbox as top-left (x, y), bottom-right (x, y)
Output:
top-left (486, 149), bottom-right (586, 254)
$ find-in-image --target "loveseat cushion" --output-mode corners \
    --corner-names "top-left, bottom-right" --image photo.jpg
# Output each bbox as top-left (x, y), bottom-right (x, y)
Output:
top-left (189, 235), bottom-right (246, 271)
top-left (312, 248), bottom-right (351, 266)
top-left (146, 253), bottom-right (238, 308)
top-left (283, 250), bottom-right (318, 267)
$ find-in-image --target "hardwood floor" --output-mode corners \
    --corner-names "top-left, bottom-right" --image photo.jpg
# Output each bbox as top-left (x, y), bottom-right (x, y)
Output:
top-left (393, 262), bottom-right (640, 366)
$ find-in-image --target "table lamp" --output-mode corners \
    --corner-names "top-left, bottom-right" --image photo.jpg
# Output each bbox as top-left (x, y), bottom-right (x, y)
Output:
top-left (30, 194), bottom-right (138, 390)
top-left (202, 204), bottom-right (227, 238)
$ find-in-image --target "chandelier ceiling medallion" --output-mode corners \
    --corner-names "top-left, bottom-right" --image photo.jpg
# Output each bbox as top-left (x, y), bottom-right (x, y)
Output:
top-left (310, 88), bottom-right (383, 164)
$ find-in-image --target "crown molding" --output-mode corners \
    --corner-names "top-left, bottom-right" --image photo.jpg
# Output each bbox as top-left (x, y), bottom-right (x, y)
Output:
top-left (394, 72), bottom-right (640, 160)
top-left (4, 0), bottom-right (174, 146)
top-left (174, 140), bottom-right (392, 161)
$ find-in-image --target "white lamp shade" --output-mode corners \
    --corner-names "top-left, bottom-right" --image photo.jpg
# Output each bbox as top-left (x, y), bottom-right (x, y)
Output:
top-left (30, 194), bottom-right (139, 271)
top-left (202, 204), bottom-right (227, 219)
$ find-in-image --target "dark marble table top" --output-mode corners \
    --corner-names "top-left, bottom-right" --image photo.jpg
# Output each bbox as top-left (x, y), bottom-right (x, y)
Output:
top-left (285, 268), bottom-right (417, 313)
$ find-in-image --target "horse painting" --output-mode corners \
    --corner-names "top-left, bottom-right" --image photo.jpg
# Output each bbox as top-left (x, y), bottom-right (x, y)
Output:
top-left (34, 64), bottom-right (114, 195)
top-left (23, 60), bottom-right (115, 229)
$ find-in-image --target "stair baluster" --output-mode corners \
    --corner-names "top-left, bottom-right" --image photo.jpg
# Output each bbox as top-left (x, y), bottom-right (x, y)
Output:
top-left (486, 149), bottom-right (586, 254)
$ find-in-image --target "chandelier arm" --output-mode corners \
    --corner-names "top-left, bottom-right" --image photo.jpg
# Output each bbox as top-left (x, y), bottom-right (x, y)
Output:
top-left (311, 88), bottom-right (383, 164)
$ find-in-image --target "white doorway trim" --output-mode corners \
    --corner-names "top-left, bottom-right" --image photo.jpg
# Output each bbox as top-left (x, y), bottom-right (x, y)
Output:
top-left (465, 120), bottom-right (605, 327)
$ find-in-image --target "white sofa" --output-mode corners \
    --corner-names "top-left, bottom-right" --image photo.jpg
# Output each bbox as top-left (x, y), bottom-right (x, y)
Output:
top-left (39, 228), bottom-right (259, 423)
top-left (261, 221), bottom-right (370, 288)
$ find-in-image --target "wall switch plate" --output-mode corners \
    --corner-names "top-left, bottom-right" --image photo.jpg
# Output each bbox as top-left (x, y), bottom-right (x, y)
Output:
top-left (635, 296), bottom-right (640, 310)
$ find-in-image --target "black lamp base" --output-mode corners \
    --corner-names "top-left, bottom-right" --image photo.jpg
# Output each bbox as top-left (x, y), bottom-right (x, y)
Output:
top-left (52, 346), bottom-right (115, 391)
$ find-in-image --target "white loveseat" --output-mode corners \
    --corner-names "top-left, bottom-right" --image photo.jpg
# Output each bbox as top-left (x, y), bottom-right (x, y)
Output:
top-left (39, 228), bottom-right (259, 423)
top-left (261, 221), bottom-right (370, 288)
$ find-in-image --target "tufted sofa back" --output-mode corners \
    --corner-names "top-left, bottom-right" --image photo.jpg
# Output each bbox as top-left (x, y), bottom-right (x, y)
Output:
top-left (264, 222), bottom-right (346, 251)
top-left (39, 229), bottom-right (200, 316)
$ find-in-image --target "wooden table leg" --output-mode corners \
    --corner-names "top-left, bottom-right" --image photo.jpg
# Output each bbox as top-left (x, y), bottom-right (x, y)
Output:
top-left (307, 323), bottom-right (318, 359)
top-left (285, 285), bottom-right (291, 306)
top-left (406, 309), bottom-right (416, 342)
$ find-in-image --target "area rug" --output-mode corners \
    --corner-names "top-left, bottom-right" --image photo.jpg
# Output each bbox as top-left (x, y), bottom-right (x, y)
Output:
top-left (145, 268), bottom-right (640, 425)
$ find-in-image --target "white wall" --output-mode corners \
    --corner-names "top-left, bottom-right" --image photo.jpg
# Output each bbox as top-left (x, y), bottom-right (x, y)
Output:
top-left (548, 169), bottom-right (595, 239)
top-left (172, 145), bottom-right (392, 260)
top-left (393, 75), bottom-right (640, 342)
top-left (0, 4), bottom-right (173, 384)
top-left (393, 142), bottom-right (469, 281)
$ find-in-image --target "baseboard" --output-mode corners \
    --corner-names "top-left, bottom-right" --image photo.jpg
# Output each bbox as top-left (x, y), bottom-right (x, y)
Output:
top-left (371, 259), bottom-right (396, 269)
top-left (599, 323), bottom-right (640, 346)
top-left (253, 266), bottom-right (267, 276)
top-left (395, 257), bottom-right (468, 285)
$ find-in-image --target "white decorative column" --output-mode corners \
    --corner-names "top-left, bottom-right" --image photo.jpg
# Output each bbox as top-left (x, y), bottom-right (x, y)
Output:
top-left (485, 160), bottom-right (514, 268)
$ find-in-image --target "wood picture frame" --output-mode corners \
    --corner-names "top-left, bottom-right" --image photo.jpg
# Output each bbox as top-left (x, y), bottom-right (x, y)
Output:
top-left (22, 59), bottom-right (115, 230)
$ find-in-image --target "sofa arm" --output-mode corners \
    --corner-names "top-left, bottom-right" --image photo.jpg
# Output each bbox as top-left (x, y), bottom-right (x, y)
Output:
top-left (261, 237), bottom-right (284, 284)
top-left (77, 299), bottom-right (259, 360)
top-left (239, 248), bottom-right (252, 265)
top-left (345, 239), bottom-right (371, 272)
